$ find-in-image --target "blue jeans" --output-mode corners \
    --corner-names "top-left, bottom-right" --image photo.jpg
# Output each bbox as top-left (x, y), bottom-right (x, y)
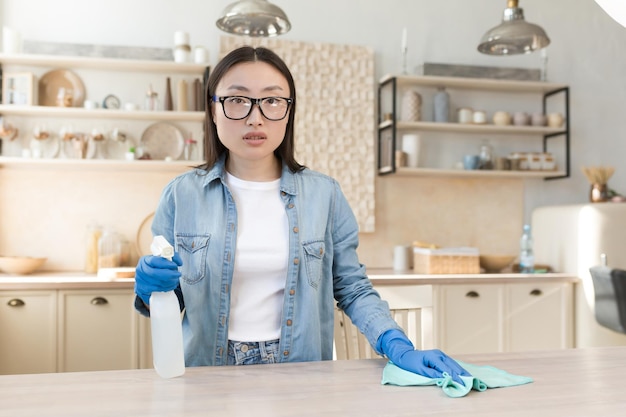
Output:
top-left (226, 339), bottom-right (280, 365)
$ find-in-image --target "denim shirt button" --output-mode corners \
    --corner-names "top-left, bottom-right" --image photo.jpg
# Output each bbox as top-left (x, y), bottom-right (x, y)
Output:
top-left (283, 350), bottom-right (289, 356)
top-left (288, 203), bottom-right (294, 209)
top-left (289, 289), bottom-right (295, 295)
top-left (293, 258), bottom-right (299, 265)
top-left (293, 227), bottom-right (299, 233)
top-left (286, 319), bottom-right (292, 326)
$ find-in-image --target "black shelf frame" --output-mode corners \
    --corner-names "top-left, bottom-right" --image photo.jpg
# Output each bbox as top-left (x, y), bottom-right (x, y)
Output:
top-left (542, 87), bottom-right (570, 180)
top-left (376, 76), bottom-right (571, 180)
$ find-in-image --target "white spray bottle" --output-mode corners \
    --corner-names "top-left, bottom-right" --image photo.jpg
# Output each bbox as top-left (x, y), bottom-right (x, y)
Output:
top-left (149, 235), bottom-right (185, 378)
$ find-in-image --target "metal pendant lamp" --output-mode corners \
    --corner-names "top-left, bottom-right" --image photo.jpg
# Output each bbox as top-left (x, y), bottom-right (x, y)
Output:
top-left (216, 0), bottom-right (291, 37)
top-left (477, 0), bottom-right (550, 55)
top-left (595, 0), bottom-right (626, 28)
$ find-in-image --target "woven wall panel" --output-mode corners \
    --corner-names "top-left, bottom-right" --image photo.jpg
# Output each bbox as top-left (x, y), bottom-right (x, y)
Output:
top-left (220, 36), bottom-right (376, 232)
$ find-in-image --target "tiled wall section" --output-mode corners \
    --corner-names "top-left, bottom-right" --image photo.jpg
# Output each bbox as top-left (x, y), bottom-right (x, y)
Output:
top-left (0, 166), bottom-right (522, 271)
top-left (220, 36), bottom-right (376, 232)
top-left (358, 175), bottom-right (524, 267)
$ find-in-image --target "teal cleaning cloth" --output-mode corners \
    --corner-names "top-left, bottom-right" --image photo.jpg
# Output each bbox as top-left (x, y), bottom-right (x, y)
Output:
top-left (381, 360), bottom-right (533, 398)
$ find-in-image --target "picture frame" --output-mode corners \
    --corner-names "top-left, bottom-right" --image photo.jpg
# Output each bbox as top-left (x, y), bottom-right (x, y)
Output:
top-left (2, 72), bottom-right (37, 105)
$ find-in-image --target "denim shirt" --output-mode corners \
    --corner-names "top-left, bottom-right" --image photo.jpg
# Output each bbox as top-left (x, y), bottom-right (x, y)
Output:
top-left (140, 155), bottom-right (401, 366)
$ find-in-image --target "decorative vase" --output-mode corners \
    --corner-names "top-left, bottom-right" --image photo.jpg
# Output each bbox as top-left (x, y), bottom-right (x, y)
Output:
top-left (400, 90), bottom-right (422, 121)
top-left (590, 183), bottom-right (609, 203)
top-left (164, 77), bottom-right (173, 111)
top-left (433, 87), bottom-right (449, 122)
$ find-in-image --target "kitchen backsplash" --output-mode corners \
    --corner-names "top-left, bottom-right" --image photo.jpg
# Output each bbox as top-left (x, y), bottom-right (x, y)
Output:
top-left (0, 165), bottom-right (523, 271)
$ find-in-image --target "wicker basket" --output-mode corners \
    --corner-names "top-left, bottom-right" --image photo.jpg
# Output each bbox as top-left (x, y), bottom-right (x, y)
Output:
top-left (413, 247), bottom-right (480, 274)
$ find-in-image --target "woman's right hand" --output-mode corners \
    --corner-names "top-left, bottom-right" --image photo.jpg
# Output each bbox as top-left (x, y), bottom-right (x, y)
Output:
top-left (134, 253), bottom-right (183, 305)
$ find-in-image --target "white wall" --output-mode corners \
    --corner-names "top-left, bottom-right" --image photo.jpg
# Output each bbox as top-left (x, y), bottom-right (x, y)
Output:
top-left (3, 0), bottom-right (626, 222)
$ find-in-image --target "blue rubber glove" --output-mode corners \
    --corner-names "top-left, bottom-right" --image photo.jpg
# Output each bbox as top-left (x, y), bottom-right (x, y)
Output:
top-left (134, 253), bottom-right (183, 306)
top-left (377, 329), bottom-right (471, 386)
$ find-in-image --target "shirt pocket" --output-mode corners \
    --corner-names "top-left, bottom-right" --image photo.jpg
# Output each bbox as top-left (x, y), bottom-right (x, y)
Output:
top-left (302, 240), bottom-right (325, 289)
top-left (176, 234), bottom-right (210, 285)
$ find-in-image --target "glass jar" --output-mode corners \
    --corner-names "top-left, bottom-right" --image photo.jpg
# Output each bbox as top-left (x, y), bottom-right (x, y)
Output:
top-left (184, 138), bottom-right (197, 161)
top-left (478, 142), bottom-right (493, 170)
top-left (85, 223), bottom-right (102, 274)
top-left (98, 227), bottom-right (121, 269)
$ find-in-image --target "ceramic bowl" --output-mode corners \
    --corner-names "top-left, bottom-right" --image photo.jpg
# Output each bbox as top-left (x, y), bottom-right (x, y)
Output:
top-left (0, 256), bottom-right (47, 275)
top-left (479, 255), bottom-right (516, 273)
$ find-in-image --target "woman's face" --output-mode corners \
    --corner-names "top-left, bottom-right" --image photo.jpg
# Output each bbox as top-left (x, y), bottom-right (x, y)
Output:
top-left (212, 61), bottom-right (291, 174)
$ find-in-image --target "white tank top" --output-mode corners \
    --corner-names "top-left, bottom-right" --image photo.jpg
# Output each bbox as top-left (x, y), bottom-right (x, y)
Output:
top-left (225, 172), bottom-right (288, 342)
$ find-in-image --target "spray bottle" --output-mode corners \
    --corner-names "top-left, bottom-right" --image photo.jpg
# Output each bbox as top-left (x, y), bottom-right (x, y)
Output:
top-left (149, 235), bottom-right (185, 378)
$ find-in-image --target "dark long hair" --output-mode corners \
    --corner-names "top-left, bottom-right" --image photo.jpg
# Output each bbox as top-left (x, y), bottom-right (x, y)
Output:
top-left (200, 46), bottom-right (304, 173)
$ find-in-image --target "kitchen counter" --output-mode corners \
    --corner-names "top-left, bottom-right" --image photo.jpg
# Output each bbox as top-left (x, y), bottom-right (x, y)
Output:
top-left (1, 346), bottom-right (624, 416)
top-left (0, 272), bottom-right (135, 290)
top-left (0, 269), bottom-right (578, 290)
top-left (366, 268), bottom-right (579, 285)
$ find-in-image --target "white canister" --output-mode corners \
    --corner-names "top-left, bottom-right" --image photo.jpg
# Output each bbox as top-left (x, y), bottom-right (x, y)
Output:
top-left (472, 110), bottom-right (487, 124)
top-left (173, 31), bottom-right (190, 46)
top-left (401, 134), bottom-right (421, 167)
top-left (541, 153), bottom-right (556, 170)
top-left (457, 107), bottom-right (473, 124)
top-left (527, 153), bottom-right (542, 170)
top-left (193, 46), bottom-right (209, 63)
top-left (393, 245), bottom-right (412, 270)
top-left (174, 45), bottom-right (191, 63)
top-left (2, 27), bottom-right (22, 54)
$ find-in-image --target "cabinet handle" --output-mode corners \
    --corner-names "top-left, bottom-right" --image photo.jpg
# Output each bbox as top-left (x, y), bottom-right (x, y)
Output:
top-left (465, 291), bottom-right (480, 298)
top-left (90, 297), bottom-right (109, 305)
top-left (530, 289), bottom-right (543, 296)
top-left (7, 298), bottom-right (25, 307)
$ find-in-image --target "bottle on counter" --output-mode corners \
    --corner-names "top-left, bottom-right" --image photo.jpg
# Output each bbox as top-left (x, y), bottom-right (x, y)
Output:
top-left (519, 224), bottom-right (535, 273)
top-left (85, 223), bottom-right (102, 274)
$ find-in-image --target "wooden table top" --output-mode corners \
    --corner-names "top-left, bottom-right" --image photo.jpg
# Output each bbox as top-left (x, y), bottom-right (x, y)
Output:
top-left (1, 346), bottom-right (624, 416)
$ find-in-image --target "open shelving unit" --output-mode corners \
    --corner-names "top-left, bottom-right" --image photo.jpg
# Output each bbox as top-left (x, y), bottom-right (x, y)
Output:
top-left (377, 74), bottom-right (570, 180)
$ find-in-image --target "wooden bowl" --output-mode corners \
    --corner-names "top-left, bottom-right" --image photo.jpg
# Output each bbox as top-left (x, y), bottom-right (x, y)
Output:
top-left (0, 256), bottom-right (47, 275)
top-left (479, 255), bottom-right (516, 273)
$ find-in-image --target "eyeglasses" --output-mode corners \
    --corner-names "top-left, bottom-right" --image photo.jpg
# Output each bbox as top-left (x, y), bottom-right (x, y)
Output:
top-left (212, 95), bottom-right (293, 121)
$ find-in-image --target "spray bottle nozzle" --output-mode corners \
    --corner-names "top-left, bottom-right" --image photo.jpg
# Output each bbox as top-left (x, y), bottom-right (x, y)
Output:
top-left (151, 235), bottom-right (174, 261)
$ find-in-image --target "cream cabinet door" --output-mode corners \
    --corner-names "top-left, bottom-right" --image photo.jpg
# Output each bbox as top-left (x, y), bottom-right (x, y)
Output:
top-left (433, 284), bottom-right (503, 355)
top-left (0, 290), bottom-right (57, 374)
top-left (504, 282), bottom-right (574, 351)
top-left (58, 289), bottom-right (138, 372)
top-left (138, 313), bottom-right (153, 369)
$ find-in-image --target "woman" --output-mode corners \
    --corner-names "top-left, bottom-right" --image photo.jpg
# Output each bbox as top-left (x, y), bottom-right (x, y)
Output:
top-left (134, 46), bottom-right (469, 383)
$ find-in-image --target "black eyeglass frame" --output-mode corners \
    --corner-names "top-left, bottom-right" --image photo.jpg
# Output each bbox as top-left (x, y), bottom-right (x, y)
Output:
top-left (212, 95), bottom-right (294, 121)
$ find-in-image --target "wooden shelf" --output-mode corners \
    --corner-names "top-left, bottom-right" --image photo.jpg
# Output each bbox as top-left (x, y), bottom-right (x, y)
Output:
top-left (379, 73), bottom-right (567, 93)
top-left (0, 156), bottom-right (204, 172)
top-left (384, 166), bottom-right (566, 179)
top-left (0, 53), bottom-right (207, 74)
top-left (380, 120), bottom-right (565, 135)
top-left (0, 105), bottom-right (204, 121)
